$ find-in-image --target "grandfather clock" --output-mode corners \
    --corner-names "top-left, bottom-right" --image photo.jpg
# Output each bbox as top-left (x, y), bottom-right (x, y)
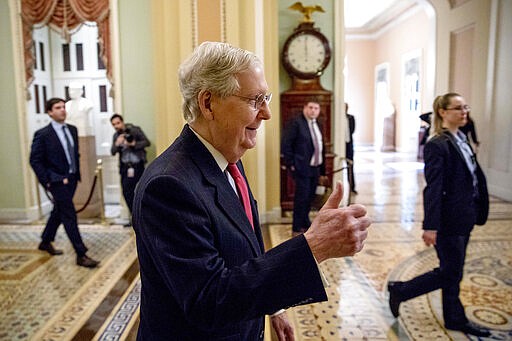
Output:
top-left (280, 19), bottom-right (334, 213)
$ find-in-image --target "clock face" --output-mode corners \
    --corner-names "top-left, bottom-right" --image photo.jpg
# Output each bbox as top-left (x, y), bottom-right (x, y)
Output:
top-left (288, 34), bottom-right (326, 74)
top-left (282, 28), bottom-right (331, 79)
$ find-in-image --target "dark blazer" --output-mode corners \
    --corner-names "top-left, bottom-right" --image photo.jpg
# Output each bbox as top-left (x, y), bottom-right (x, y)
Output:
top-left (133, 125), bottom-right (327, 341)
top-left (281, 114), bottom-right (326, 177)
top-left (30, 123), bottom-right (81, 185)
top-left (346, 113), bottom-right (355, 160)
top-left (423, 130), bottom-right (488, 236)
top-left (459, 118), bottom-right (480, 146)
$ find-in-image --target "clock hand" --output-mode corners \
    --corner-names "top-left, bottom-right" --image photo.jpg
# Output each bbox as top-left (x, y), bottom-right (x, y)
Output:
top-left (304, 36), bottom-right (308, 63)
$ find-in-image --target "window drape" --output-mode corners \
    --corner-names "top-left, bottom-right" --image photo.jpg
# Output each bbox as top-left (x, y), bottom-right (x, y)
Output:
top-left (21, 0), bottom-right (112, 98)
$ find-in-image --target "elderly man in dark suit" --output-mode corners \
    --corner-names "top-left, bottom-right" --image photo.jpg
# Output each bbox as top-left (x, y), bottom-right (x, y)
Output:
top-left (281, 100), bottom-right (327, 236)
top-left (30, 98), bottom-right (99, 268)
top-left (132, 42), bottom-right (371, 341)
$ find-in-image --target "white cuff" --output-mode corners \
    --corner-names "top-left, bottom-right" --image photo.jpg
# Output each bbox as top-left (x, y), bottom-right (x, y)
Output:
top-left (271, 309), bottom-right (286, 317)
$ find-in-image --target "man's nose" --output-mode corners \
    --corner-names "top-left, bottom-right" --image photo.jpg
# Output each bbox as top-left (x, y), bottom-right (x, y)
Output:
top-left (258, 103), bottom-right (271, 120)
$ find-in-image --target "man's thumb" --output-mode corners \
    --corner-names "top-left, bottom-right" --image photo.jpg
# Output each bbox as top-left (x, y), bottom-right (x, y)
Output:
top-left (321, 181), bottom-right (344, 210)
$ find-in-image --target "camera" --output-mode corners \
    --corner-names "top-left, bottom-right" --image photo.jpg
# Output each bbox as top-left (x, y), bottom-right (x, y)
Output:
top-left (124, 129), bottom-right (134, 143)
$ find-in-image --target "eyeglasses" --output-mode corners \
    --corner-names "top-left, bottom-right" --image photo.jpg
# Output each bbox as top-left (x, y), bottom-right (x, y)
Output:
top-left (446, 105), bottom-right (471, 112)
top-left (232, 93), bottom-right (272, 110)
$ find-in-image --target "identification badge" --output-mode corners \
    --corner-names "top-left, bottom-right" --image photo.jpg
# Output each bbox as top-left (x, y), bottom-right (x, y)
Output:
top-left (127, 167), bottom-right (135, 178)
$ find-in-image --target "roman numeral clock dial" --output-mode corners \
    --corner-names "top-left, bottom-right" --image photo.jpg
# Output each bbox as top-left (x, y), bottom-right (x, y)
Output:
top-left (287, 34), bottom-right (326, 74)
top-left (282, 23), bottom-right (331, 80)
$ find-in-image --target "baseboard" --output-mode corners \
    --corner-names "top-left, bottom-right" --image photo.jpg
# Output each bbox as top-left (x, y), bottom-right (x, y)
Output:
top-left (260, 206), bottom-right (282, 224)
top-left (488, 184), bottom-right (512, 202)
top-left (0, 202), bottom-right (52, 224)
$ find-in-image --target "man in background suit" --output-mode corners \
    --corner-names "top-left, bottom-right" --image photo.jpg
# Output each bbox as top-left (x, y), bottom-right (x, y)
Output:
top-left (132, 42), bottom-right (371, 341)
top-left (30, 98), bottom-right (99, 268)
top-left (281, 100), bottom-right (327, 236)
top-left (345, 102), bottom-right (357, 194)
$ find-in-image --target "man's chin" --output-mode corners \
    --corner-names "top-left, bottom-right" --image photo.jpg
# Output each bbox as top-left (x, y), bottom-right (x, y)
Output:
top-left (242, 139), bottom-right (257, 150)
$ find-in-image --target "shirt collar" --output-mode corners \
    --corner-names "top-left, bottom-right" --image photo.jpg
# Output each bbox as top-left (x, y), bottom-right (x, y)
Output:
top-left (189, 126), bottom-right (229, 172)
top-left (451, 129), bottom-right (466, 142)
top-left (51, 120), bottom-right (66, 129)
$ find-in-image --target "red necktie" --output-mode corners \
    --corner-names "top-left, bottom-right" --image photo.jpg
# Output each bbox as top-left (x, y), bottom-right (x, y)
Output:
top-left (227, 163), bottom-right (254, 229)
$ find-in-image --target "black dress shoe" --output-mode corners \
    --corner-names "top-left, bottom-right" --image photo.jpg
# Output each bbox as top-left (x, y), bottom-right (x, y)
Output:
top-left (38, 242), bottom-right (63, 255)
top-left (388, 281), bottom-right (403, 318)
top-left (76, 255), bottom-right (100, 268)
top-left (446, 321), bottom-right (491, 337)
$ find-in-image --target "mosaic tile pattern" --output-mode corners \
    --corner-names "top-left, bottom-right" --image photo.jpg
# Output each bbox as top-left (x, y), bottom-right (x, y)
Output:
top-left (269, 221), bottom-right (512, 340)
top-left (270, 224), bottom-right (399, 340)
top-left (0, 225), bottom-right (135, 341)
top-left (0, 249), bottom-right (50, 280)
top-left (0, 150), bottom-right (510, 341)
top-left (93, 274), bottom-right (141, 341)
top-left (390, 236), bottom-right (512, 341)
top-left (268, 150), bottom-right (512, 340)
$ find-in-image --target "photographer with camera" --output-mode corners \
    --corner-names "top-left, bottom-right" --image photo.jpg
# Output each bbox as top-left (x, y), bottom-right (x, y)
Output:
top-left (110, 114), bottom-right (150, 219)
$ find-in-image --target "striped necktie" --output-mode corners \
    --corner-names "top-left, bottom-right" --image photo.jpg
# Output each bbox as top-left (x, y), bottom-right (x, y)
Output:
top-left (310, 120), bottom-right (321, 166)
top-left (63, 125), bottom-right (77, 173)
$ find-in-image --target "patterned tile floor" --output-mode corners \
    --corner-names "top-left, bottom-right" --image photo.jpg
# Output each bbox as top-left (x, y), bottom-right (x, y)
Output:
top-left (269, 150), bottom-right (512, 340)
top-left (0, 224), bottom-right (136, 341)
top-left (0, 150), bottom-right (511, 340)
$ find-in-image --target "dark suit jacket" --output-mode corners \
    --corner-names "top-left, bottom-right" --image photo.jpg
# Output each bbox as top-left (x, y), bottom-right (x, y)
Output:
top-left (30, 122), bottom-right (81, 186)
top-left (281, 114), bottom-right (326, 177)
top-left (346, 113), bottom-right (355, 160)
top-left (423, 130), bottom-right (488, 235)
top-left (459, 118), bottom-right (480, 145)
top-left (133, 125), bottom-right (327, 341)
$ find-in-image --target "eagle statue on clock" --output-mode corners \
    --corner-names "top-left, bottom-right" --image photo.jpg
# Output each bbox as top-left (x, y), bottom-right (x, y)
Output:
top-left (282, 2), bottom-right (331, 81)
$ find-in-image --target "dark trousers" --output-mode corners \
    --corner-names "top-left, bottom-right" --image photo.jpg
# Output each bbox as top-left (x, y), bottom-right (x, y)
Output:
top-left (292, 174), bottom-right (318, 232)
top-left (346, 142), bottom-right (356, 192)
top-left (120, 162), bottom-right (145, 213)
top-left (395, 234), bottom-right (470, 326)
top-left (42, 175), bottom-right (87, 257)
top-left (347, 159), bottom-right (356, 192)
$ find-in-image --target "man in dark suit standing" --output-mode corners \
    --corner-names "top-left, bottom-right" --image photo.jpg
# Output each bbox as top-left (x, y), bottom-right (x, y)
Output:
top-left (30, 98), bottom-right (99, 268)
top-left (281, 100), bottom-right (327, 236)
top-left (345, 102), bottom-right (357, 194)
top-left (132, 42), bottom-right (371, 341)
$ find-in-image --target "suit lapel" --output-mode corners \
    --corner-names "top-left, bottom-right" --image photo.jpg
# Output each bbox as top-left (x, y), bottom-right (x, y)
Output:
top-left (69, 125), bottom-right (79, 154)
top-left (69, 125), bottom-right (80, 166)
top-left (182, 126), bottom-right (263, 255)
top-left (443, 131), bottom-right (473, 177)
top-left (47, 124), bottom-right (68, 162)
top-left (299, 115), bottom-right (314, 150)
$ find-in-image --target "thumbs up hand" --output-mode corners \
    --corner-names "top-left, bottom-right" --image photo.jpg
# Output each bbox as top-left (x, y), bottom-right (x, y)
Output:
top-left (303, 181), bottom-right (371, 263)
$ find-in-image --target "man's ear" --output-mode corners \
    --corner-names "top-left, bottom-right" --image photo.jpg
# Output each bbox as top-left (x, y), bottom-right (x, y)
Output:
top-left (198, 90), bottom-right (214, 120)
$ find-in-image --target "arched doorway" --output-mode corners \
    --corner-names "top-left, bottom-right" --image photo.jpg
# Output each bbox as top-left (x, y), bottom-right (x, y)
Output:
top-left (344, 0), bottom-right (436, 154)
